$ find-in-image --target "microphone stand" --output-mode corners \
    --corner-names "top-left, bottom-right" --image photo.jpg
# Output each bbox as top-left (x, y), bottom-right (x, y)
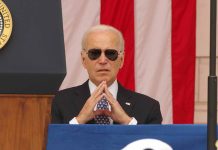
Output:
top-left (207, 0), bottom-right (217, 149)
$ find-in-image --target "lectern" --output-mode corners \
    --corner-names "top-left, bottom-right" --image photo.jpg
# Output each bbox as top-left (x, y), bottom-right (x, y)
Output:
top-left (47, 124), bottom-right (214, 150)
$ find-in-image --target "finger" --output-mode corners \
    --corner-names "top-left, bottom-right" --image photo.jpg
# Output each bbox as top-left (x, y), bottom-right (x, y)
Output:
top-left (84, 93), bottom-right (104, 112)
top-left (92, 81), bottom-right (105, 95)
top-left (94, 109), bottom-right (109, 116)
top-left (92, 81), bottom-right (106, 98)
top-left (104, 85), bottom-right (114, 98)
top-left (93, 92), bottom-right (105, 104)
top-left (103, 92), bottom-right (115, 106)
top-left (103, 110), bottom-right (112, 116)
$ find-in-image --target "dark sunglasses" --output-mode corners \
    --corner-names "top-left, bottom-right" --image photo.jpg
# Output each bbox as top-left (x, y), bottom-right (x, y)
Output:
top-left (85, 48), bottom-right (121, 61)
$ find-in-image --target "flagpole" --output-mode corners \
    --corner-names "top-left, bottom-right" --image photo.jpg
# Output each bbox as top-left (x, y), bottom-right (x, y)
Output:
top-left (208, 0), bottom-right (217, 149)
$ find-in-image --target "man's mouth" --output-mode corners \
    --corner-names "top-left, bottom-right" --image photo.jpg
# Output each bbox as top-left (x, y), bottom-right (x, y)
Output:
top-left (97, 69), bottom-right (109, 72)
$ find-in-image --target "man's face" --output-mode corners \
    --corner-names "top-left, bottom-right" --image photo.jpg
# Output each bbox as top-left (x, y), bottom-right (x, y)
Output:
top-left (81, 30), bottom-right (124, 86)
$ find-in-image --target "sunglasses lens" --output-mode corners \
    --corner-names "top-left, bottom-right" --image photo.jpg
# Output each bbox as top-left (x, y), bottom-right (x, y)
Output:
top-left (105, 49), bottom-right (118, 61)
top-left (87, 49), bottom-right (119, 61)
top-left (87, 49), bottom-right (101, 60)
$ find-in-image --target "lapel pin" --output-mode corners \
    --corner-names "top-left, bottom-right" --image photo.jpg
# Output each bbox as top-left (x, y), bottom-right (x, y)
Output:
top-left (125, 102), bottom-right (131, 106)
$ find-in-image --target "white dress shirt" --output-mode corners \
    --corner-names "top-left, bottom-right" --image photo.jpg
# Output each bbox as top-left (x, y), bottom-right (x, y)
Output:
top-left (69, 80), bottom-right (137, 125)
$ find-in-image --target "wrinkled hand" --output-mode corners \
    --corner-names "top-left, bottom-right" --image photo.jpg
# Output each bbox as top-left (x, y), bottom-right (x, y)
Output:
top-left (76, 81), bottom-right (106, 124)
top-left (102, 85), bottom-right (132, 125)
top-left (76, 81), bottom-right (132, 124)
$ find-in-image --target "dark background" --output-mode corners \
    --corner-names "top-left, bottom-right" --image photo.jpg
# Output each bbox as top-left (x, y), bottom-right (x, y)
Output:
top-left (0, 0), bottom-right (66, 94)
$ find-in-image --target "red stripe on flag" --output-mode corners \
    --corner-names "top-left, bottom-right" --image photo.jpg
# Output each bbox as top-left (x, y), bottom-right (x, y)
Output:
top-left (172, 0), bottom-right (196, 123)
top-left (100, 0), bottom-right (135, 91)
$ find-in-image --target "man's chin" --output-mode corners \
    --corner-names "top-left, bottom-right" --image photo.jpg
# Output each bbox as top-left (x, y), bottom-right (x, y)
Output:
top-left (96, 78), bottom-right (109, 84)
top-left (99, 78), bottom-right (109, 83)
top-left (99, 79), bottom-right (115, 86)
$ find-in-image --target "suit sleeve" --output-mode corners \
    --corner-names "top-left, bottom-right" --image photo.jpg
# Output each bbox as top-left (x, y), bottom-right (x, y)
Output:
top-left (146, 101), bottom-right (163, 124)
top-left (51, 96), bottom-right (63, 124)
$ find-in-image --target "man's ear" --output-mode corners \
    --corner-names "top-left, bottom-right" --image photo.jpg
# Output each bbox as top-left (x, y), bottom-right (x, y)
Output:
top-left (81, 51), bottom-right (87, 69)
top-left (119, 52), bottom-right (125, 69)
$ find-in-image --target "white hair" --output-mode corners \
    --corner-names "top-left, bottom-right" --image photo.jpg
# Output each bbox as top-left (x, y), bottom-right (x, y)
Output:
top-left (81, 24), bottom-right (125, 52)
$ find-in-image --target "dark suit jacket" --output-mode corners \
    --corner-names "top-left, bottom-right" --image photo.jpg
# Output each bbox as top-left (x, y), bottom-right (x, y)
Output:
top-left (51, 80), bottom-right (162, 124)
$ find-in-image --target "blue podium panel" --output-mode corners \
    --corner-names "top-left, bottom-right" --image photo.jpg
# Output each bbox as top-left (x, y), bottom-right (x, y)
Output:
top-left (46, 124), bottom-right (211, 150)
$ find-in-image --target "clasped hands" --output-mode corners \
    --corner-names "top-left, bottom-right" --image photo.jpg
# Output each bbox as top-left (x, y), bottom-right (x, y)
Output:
top-left (76, 81), bottom-right (132, 124)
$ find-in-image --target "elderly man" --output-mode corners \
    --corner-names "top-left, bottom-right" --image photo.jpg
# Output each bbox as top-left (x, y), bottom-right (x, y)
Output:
top-left (51, 24), bottom-right (162, 125)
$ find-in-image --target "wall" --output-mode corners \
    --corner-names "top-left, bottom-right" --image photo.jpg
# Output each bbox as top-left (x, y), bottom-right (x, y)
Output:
top-left (195, 0), bottom-right (218, 123)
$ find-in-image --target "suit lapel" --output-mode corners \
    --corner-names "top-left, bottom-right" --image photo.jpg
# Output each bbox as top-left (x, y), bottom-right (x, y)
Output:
top-left (117, 83), bottom-right (136, 117)
top-left (73, 80), bottom-right (90, 112)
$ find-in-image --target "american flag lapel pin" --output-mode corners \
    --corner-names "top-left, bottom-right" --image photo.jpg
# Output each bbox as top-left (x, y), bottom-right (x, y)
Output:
top-left (125, 102), bottom-right (131, 106)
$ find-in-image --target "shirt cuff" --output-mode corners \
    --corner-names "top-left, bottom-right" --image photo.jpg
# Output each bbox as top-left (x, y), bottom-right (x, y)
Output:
top-left (128, 117), bottom-right (138, 125)
top-left (69, 117), bottom-right (79, 124)
top-left (69, 117), bottom-right (137, 125)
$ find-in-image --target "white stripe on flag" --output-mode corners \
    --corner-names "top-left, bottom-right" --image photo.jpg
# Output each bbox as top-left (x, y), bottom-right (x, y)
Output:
top-left (60, 0), bottom-right (100, 90)
top-left (135, 0), bottom-right (172, 123)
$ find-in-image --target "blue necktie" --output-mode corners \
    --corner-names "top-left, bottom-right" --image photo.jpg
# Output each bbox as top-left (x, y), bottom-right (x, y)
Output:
top-left (95, 97), bottom-right (110, 124)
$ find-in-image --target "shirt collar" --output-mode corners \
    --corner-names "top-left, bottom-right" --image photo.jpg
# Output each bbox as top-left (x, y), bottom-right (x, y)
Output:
top-left (88, 80), bottom-right (118, 99)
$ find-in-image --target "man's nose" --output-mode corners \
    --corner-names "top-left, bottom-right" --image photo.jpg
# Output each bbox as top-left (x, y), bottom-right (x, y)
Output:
top-left (98, 51), bottom-right (107, 63)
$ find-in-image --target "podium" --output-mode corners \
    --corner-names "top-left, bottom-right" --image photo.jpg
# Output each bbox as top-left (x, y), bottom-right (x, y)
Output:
top-left (46, 124), bottom-right (214, 150)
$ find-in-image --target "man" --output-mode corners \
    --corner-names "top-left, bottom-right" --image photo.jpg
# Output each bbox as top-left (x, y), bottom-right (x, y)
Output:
top-left (51, 24), bottom-right (162, 124)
